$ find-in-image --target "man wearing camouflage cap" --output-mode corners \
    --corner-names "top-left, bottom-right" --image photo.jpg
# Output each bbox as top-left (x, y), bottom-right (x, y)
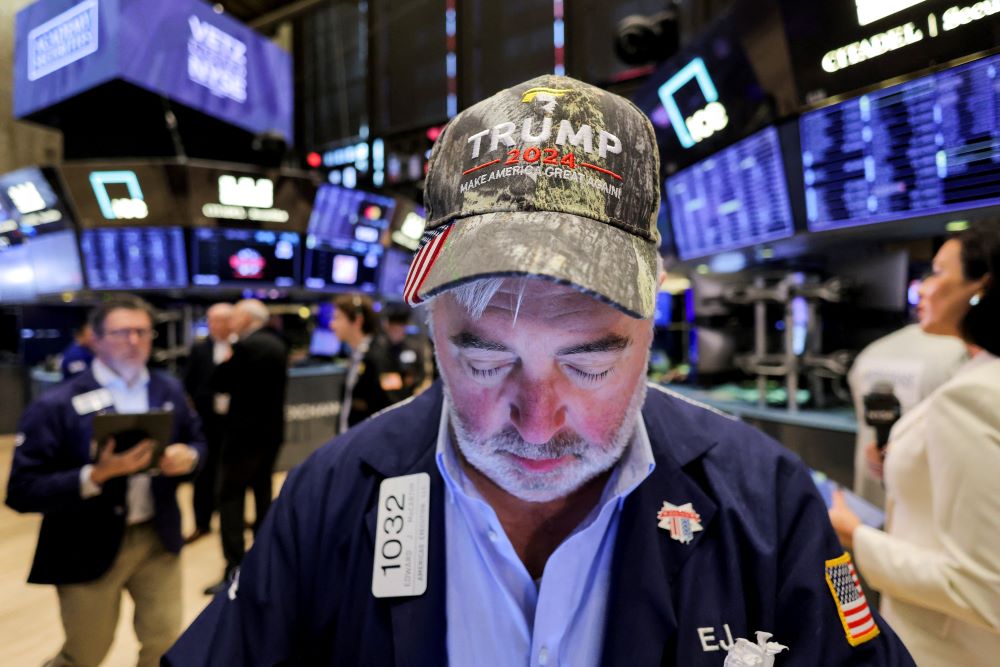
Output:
top-left (167, 76), bottom-right (914, 666)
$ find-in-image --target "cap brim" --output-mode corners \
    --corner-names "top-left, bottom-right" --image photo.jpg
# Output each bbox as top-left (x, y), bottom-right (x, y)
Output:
top-left (412, 211), bottom-right (657, 319)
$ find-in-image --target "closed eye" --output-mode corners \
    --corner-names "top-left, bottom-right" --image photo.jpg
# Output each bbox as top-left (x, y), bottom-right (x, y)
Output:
top-left (566, 366), bottom-right (613, 383)
top-left (470, 365), bottom-right (509, 378)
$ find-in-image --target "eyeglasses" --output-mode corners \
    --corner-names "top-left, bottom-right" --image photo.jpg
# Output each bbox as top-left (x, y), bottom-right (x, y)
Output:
top-left (103, 327), bottom-right (158, 341)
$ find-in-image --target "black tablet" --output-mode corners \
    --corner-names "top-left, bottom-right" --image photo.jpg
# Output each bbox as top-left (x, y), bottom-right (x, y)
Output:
top-left (92, 410), bottom-right (175, 471)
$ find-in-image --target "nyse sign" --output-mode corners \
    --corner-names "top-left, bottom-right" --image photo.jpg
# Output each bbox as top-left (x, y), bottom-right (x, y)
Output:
top-left (187, 15), bottom-right (247, 102)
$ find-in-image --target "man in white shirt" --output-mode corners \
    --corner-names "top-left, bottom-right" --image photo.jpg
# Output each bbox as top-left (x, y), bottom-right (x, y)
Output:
top-left (7, 296), bottom-right (205, 667)
top-left (182, 302), bottom-right (234, 542)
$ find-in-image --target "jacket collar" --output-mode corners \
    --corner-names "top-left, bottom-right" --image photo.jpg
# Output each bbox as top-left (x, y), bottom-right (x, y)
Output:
top-left (357, 383), bottom-right (445, 477)
top-left (70, 366), bottom-right (171, 412)
top-left (360, 382), bottom-right (448, 667)
top-left (600, 383), bottom-right (723, 666)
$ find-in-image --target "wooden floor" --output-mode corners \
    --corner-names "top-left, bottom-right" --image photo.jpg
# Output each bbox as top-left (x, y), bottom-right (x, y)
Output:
top-left (0, 435), bottom-right (285, 666)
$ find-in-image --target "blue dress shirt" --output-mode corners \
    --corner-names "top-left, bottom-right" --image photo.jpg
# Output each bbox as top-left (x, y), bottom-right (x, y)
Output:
top-left (436, 399), bottom-right (655, 667)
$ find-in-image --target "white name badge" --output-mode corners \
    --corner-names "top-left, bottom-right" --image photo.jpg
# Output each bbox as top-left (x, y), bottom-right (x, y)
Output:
top-left (371, 472), bottom-right (430, 598)
top-left (72, 388), bottom-right (114, 416)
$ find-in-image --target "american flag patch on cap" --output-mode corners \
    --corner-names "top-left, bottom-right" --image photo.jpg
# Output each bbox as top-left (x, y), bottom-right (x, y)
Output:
top-left (403, 223), bottom-right (454, 306)
top-left (824, 552), bottom-right (879, 646)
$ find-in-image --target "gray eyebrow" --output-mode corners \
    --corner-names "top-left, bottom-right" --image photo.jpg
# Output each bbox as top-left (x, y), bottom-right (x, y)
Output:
top-left (449, 332), bottom-right (510, 352)
top-left (556, 334), bottom-right (631, 356)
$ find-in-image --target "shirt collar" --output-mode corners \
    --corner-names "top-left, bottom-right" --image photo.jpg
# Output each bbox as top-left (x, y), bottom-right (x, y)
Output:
top-left (435, 395), bottom-right (655, 509)
top-left (91, 358), bottom-right (150, 390)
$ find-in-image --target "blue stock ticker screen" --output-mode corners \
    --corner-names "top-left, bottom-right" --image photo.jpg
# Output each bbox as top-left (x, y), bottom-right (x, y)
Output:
top-left (801, 53), bottom-right (1000, 232)
top-left (665, 126), bottom-right (795, 260)
top-left (80, 226), bottom-right (187, 289)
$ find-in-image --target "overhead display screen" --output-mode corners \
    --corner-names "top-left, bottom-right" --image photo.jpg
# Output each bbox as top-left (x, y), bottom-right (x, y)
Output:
top-left (0, 168), bottom-right (83, 297)
top-left (801, 53), bottom-right (1000, 231)
top-left (665, 126), bottom-right (795, 260)
top-left (303, 185), bottom-right (392, 293)
top-left (80, 226), bottom-right (187, 290)
top-left (191, 228), bottom-right (300, 287)
top-left (188, 165), bottom-right (317, 232)
top-left (631, 4), bottom-right (796, 173)
top-left (0, 194), bottom-right (37, 301)
top-left (0, 166), bottom-right (73, 235)
top-left (60, 163), bottom-right (188, 228)
top-left (306, 185), bottom-right (395, 247)
top-left (15, 0), bottom-right (293, 140)
top-left (779, 0), bottom-right (1000, 106)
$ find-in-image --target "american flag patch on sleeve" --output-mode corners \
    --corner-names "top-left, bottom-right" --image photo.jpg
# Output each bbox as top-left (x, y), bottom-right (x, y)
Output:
top-left (824, 552), bottom-right (880, 646)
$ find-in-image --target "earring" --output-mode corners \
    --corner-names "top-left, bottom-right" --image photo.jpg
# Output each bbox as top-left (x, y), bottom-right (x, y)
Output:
top-left (970, 294), bottom-right (982, 306)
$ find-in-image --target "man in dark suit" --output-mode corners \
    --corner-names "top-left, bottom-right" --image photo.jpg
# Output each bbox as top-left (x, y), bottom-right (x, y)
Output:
top-left (207, 298), bottom-right (288, 593)
top-left (6, 295), bottom-right (204, 667)
top-left (182, 302), bottom-right (233, 542)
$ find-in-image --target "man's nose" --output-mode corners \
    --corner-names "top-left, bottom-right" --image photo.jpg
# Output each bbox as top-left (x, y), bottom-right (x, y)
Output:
top-left (509, 379), bottom-right (566, 445)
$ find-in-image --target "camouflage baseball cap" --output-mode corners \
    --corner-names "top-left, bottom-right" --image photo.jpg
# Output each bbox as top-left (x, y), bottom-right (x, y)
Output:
top-left (403, 74), bottom-right (661, 319)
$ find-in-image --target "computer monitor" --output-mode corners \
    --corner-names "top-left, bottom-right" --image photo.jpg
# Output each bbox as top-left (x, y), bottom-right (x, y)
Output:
top-left (303, 185), bottom-right (393, 293)
top-left (79, 226), bottom-right (187, 290)
top-left (665, 126), bottom-right (795, 260)
top-left (379, 246), bottom-right (414, 300)
top-left (190, 227), bottom-right (300, 287)
top-left (800, 53), bottom-right (1000, 231)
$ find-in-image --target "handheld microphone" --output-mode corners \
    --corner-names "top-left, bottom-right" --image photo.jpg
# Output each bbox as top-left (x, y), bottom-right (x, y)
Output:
top-left (863, 381), bottom-right (901, 451)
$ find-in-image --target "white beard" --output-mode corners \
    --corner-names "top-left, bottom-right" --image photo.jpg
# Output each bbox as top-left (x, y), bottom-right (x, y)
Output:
top-left (445, 379), bottom-right (648, 503)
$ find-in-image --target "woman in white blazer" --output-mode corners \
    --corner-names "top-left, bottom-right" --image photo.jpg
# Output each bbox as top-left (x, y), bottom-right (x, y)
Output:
top-left (829, 221), bottom-right (1000, 667)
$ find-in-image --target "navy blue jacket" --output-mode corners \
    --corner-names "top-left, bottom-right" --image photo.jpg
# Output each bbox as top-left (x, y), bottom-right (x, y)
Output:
top-left (5, 368), bottom-right (206, 585)
top-left (166, 382), bottom-right (914, 666)
top-left (60, 342), bottom-right (94, 380)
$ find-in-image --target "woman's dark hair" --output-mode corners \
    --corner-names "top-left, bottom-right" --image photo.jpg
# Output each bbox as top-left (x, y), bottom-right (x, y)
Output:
top-left (333, 294), bottom-right (379, 335)
top-left (958, 221), bottom-right (1000, 356)
top-left (88, 295), bottom-right (157, 337)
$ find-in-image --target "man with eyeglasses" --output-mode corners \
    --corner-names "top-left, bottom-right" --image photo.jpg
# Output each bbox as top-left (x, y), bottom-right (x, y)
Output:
top-left (6, 295), bottom-right (205, 667)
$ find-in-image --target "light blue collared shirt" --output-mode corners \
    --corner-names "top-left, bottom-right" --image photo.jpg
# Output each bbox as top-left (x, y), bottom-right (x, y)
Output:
top-left (81, 359), bottom-right (155, 524)
top-left (436, 398), bottom-right (655, 667)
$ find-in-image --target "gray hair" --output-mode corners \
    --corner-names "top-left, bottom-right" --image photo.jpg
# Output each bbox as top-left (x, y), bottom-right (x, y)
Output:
top-left (235, 299), bottom-right (270, 324)
top-left (207, 302), bottom-right (234, 319)
top-left (418, 277), bottom-right (533, 331)
top-left (420, 252), bottom-right (664, 323)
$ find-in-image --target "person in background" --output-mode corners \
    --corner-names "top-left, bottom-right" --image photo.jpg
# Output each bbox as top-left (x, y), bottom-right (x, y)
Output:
top-left (182, 302), bottom-right (234, 543)
top-left (830, 221), bottom-right (1000, 667)
top-left (331, 294), bottom-right (393, 431)
top-left (6, 295), bottom-right (204, 667)
top-left (205, 299), bottom-right (289, 595)
top-left (847, 323), bottom-right (967, 507)
top-left (60, 321), bottom-right (95, 380)
top-left (167, 75), bottom-right (913, 666)
top-left (381, 303), bottom-right (431, 403)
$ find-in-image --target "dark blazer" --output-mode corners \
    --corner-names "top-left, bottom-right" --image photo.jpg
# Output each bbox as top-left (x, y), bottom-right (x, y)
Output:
top-left (213, 328), bottom-right (288, 450)
top-left (346, 335), bottom-right (395, 428)
top-left (166, 382), bottom-right (915, 666)
top-left (5, 369), bottom-right (206, 585)
top-left (183, 339), bottom-right (223, 438)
